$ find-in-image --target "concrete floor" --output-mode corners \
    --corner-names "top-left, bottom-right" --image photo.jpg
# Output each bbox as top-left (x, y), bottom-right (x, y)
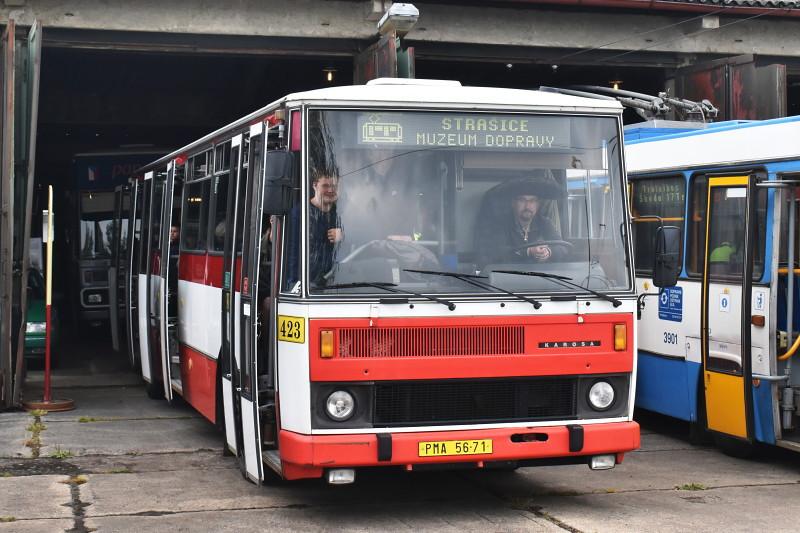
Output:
top-left (3, 332), bottom-right (800, 532)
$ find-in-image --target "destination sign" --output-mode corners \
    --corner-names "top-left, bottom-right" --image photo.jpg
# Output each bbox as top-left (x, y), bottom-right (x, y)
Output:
top-left (357, 112), bottom-right (572, 151)
top-left (633, 179), bottom-right (685, 214)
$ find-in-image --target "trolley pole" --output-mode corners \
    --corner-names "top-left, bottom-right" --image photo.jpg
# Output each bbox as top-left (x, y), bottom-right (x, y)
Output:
top-left (23, 186), bottom-right (74, 412)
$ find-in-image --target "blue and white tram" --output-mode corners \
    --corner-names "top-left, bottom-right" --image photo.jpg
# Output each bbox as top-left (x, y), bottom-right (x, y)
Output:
top-left (626, 116), bottom-right (800, 453)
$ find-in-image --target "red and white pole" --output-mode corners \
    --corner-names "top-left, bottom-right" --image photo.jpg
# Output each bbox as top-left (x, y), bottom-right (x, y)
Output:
top-left (24, 185), bottom-right (74, 411)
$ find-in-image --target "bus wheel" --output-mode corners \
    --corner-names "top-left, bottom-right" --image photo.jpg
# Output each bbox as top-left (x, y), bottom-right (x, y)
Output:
top-left (714, 434), bottom-right (755, 459)
top-left (145, 380), bottom-right (165, 400)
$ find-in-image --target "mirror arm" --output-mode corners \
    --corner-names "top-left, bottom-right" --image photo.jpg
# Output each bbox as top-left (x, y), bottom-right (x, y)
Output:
top-left (636, 291), bottom-right (660, 320)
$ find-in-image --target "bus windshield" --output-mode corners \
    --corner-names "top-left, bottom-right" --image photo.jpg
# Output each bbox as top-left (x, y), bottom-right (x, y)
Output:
top-left (299, 109), bottom-right (631, 296)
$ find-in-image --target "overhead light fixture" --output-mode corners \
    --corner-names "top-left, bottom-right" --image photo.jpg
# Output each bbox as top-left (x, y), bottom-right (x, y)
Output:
top-left (377, 3), bottom-right (419, 36)
top-left (610, 80), bottom-right (623, 90)
top-left (323, 68), bottom-right (337, 83)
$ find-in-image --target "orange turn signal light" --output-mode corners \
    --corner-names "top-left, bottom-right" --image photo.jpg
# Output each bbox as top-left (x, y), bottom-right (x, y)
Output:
top-left (613, 324), bottom-right (627, 351)
top-left (320, 330), bottom-right (335, 358)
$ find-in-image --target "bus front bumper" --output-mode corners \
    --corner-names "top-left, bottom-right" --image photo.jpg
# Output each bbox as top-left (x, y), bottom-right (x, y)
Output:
top-left (278, 421), bottom-right (640, 480)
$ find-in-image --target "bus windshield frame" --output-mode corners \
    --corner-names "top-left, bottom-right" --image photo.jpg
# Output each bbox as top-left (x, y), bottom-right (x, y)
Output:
top-left (286, 107), bottom-right (633, 299)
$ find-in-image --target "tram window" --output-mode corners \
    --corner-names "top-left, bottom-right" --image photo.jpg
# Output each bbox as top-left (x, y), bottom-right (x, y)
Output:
top-left (706, 186), bottom-right (768, 281)
top-left (690, 176), bottom-right (767, 280)
top-left (630, 176), bottom-right (685, 276)
top-left (181, 180), bottom-right (211, 251)
top-left (211, 173), bottom-right (230, 252)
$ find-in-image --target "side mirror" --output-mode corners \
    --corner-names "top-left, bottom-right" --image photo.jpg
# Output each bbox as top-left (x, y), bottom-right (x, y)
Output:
top-left (653, 225), bottom-right (681, 288)
top-left (262, 151), bottom-right (296, 215)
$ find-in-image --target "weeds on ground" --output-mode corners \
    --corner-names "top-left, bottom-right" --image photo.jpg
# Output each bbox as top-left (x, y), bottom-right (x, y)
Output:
top-left (675, 483), bottom-right (706, 491)
top-left (26, 421), bottom-right (47, 433)
top-left (1, 472), bottom-right (11, 478)
top-left (49, 446), bottom-right (73, 459)
top-left (0, 516), bottom-right (15, 522)
top-left (78, 417), bottom-right (98, 423)
top-left (107, 467), bottom-right (131, 474)
top-left (28, 409), bottom-right (48, 417)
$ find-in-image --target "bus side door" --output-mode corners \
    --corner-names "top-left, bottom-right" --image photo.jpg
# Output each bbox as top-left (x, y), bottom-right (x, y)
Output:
top-left (138, 174), bottom-right (155, 385)
top-left (237, 123), bottom-right (266, 483)
top-left (108, 185), bottom-right (125, 353)
top-left (126, 180), bottom-right (143, 369)
top-left (158, 161), bottom-right (181, 400)
top-left (221, 133), bottom-right (246, 456)
top-left (702, 175), bottom-right (757, 441)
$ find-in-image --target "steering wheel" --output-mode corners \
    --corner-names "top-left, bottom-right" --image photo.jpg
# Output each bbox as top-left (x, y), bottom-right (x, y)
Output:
top-left (514, 240), bottom-right (574, 252)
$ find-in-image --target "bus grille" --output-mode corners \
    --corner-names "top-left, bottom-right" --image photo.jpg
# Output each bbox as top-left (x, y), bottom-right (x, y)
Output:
top-left (338, 325), bottom-right (524, 358)
top-left (373, 378), bottom-right (577, 426)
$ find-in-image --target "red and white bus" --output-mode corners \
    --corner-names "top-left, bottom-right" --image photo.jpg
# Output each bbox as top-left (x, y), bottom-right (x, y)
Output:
top-left (129, 79), bottom-right (645, 484)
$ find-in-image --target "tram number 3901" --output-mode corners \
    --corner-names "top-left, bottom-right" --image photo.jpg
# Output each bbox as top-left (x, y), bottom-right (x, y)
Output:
top-left (663, 332), bottom-right (678, 345)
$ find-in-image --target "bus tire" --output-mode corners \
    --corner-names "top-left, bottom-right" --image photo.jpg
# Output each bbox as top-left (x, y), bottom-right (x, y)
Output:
top-left (714, 434), bottom-right (755, 459)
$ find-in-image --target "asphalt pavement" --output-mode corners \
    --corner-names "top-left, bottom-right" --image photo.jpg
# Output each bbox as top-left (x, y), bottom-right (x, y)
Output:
top-left (2, 334), bottom-right (800, 532)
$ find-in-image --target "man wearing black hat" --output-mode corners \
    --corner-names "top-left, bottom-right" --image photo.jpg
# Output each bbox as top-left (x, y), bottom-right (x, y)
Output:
top-left (475, 180), bottom-right (565, 268)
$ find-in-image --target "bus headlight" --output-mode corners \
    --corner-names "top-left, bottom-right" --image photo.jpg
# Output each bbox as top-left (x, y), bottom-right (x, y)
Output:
top-left (325, 391), bottom-right (355, 421)
top-left (588, 381), bottom-right (615, 411)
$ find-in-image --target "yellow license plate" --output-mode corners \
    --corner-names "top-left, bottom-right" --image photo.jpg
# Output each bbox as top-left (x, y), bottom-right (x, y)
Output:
top-left (418, 439), bottom-right (493, 457)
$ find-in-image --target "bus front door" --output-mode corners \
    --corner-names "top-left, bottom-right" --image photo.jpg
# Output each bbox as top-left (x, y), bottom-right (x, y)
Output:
top-left (702, 175), bottom-right (756, 442)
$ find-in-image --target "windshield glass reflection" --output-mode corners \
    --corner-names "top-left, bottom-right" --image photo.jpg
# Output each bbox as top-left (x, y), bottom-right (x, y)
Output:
top-left (295, 109), bottom-right (631, 296)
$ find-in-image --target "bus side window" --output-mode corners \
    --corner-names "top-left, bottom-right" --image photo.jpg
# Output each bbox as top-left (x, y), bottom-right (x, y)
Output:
top-left (280, 174), bottom-right (302, 294)
top-left (181, 180), bottom-right (211, 251)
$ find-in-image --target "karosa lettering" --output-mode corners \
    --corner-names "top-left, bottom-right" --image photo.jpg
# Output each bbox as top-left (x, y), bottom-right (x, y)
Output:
top-left (538, 340), bottom-right (601, 348)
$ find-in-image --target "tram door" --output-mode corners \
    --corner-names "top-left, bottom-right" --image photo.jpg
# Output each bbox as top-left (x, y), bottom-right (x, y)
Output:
top-left (157, 161), bottom-right (182, 400)
top-left (109, 185), bottom-right (129, 353)
top-left (126, 180), bottom-right (143, 368)
top-left (237, 123), bottom-right (266, 483)
top-left (702, 175), bottom-right (756, 441)
top-left (221, 134), bottom-right (246, 456)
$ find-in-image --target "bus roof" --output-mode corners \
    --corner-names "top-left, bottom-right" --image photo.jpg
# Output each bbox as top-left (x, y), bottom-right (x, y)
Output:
top-left (138, 79), bottom-right (623, 173)
top-left (625, 114), bottom-right (800, 174)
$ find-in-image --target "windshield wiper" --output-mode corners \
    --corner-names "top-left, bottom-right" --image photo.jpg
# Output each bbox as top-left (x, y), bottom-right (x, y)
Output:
top-left (320, 282), bottom-right (456, 311)
top-left (492, 270), bottom-right (622, 307)
top-left (404, 269), bottom-right (542, 309)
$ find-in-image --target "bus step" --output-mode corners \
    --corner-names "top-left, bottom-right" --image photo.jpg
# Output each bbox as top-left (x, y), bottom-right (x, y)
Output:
top-left (262, 450), bottom-right (282, 475)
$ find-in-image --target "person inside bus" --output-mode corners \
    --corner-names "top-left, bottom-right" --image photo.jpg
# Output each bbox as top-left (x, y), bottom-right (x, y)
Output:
top-left (287, 170), bottom-right (343, 287)
top-left (475, 180), bottom-right (565, 268)
top-left (169, 225), bottom-right (180, 247)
